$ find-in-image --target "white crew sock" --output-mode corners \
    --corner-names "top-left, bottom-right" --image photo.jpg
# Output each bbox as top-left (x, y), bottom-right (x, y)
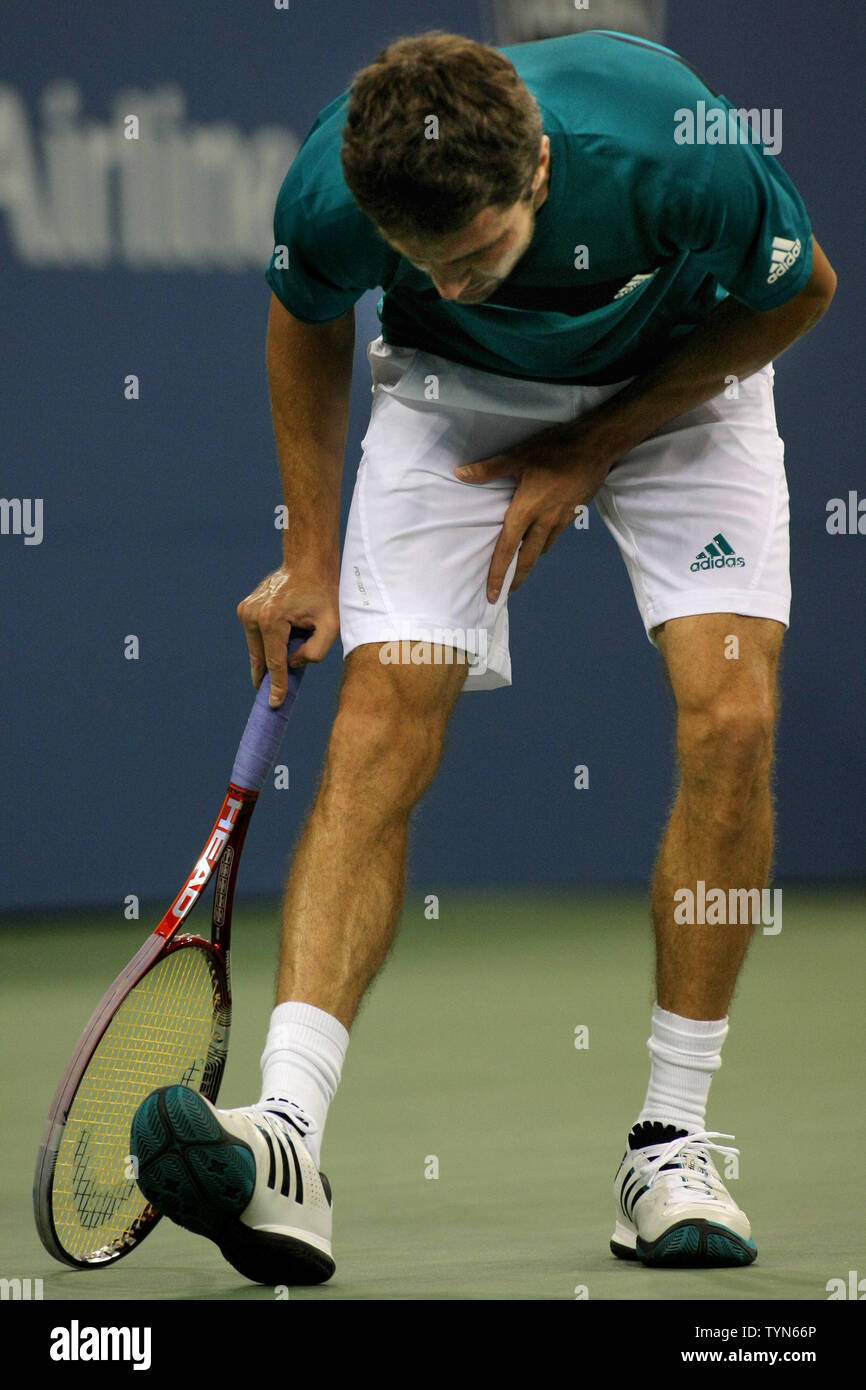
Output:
top-left (636, 1004), bottom-right (729, 1133)
top-left (252, 1002), bottom-right (349, 1167)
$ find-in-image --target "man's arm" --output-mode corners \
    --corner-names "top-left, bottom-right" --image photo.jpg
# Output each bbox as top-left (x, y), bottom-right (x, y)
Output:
top-left (237, 292), bottom-right (355, 705)
top-left (458, 235), bottom-right (837, 600)
top-left (574, 235), bottom-right (837, 464)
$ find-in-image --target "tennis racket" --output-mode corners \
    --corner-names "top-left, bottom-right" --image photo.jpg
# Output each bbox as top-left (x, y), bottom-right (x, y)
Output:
top-left (33, 628), bottom-right (311, 1268)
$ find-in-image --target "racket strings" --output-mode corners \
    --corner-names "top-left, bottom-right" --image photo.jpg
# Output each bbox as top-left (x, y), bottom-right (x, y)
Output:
top-left (52, 945), bottom-right (227, 1262)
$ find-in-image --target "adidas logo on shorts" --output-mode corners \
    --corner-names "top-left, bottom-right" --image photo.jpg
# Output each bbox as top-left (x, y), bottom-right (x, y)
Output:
top-left (690, 532), bottom-right (746, 571)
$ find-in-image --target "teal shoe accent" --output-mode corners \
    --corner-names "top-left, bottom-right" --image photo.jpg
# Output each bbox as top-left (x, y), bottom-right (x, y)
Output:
top-left (638, 1220), bottom-right (758, 1267)
top-left (130, 1085), bottom-right (255, 1239)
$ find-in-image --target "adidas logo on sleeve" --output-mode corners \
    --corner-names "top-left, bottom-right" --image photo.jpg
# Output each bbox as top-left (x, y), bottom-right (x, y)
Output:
top-left (767, 235), bottom-right (802, 284)
top-left (690, 533), bottom-right (746, 570)
top-left (613, 271), bottom-right (657, 300)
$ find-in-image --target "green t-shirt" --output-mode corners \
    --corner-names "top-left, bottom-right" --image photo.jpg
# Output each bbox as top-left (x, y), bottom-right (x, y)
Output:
top-left (265, 30), bottom-right (813, 384)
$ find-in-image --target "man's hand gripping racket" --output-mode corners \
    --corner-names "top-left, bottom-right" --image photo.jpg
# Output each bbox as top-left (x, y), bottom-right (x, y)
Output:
top-left (33, 629), bottom-right (310, 1268)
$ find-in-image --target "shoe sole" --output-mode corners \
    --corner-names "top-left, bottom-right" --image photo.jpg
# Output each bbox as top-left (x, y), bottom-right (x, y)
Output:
top-left (611, 1219), bottom-right (757, 1267)
top-left (131, 1085), bottom-right (335, 1285)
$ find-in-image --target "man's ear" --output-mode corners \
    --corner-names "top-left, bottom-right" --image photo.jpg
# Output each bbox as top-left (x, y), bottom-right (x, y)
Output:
top-left (533, 136), bottom-right (550, 192)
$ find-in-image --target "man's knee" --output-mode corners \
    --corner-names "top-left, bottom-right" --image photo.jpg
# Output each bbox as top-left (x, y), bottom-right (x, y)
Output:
top-left (660, 616), bottom-right (782, 796)
top-left (323, 643), bottom-right (466, 809)
top-left (677, 687), bottom-right (777, 796)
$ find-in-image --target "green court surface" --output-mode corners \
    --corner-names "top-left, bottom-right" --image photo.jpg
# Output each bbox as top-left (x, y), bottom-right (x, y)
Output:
top-left (3, 889), bottom-right (864, 1302)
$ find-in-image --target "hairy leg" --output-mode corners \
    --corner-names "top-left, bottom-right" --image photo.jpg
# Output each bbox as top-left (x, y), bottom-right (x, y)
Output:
top-left (652, 614), bottom-right (784, 1019)
top-left (275, 642), bottom-right (467, 1028)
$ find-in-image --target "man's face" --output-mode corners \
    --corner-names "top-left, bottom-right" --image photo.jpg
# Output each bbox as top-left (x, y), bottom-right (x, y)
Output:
top-left (381, 136), bottom-right (550, 304)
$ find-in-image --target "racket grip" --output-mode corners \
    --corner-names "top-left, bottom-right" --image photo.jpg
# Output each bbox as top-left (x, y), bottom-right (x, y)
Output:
top-left (230, 627), bottom-right (311, 792)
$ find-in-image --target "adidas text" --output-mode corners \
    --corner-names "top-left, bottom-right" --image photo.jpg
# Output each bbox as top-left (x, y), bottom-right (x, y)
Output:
top-left (768, 236), bottom-right (802, 285)
top-left (691, 555), bottom-right (746, 571)
top-left (49, 1320), bottom-right (152, 1371)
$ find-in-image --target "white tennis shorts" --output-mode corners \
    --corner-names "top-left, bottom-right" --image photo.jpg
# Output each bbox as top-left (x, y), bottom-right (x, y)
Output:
top-left (339, 335), bottom-right (790, 691)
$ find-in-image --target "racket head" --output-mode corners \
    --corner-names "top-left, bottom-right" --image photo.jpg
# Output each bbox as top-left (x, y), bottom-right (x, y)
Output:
top-left (34, 935), bottom-right (230, 1268)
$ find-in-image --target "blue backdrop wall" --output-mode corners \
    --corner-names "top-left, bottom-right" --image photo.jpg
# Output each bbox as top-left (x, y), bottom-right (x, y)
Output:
top-left (2, 0), bottom-right (863, 913)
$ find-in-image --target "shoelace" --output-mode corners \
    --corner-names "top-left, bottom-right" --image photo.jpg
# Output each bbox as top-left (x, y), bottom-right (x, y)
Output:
top-left (239, 1098), bottom-right (319, 1140)
top-left (637, 1129), bottom-right (740, 1208)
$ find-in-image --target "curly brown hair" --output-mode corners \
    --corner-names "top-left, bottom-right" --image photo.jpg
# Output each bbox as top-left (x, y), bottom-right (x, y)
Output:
top-left (340, 30), bottom-right (543, 240)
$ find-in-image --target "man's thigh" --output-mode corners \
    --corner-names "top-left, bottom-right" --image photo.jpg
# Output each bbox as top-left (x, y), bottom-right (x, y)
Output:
top-left (324, 642), bottom-right (470, 792)
top-left (655, 612), bottom-right (785, 723)
top-left (338, 639), bottom-right (470, 723)
top-left (595, 364), bottom-right (790, 646)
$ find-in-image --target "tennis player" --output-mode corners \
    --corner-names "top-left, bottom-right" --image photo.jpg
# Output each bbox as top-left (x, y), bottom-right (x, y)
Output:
top-left (132, 29), bottom-right (835, 1284)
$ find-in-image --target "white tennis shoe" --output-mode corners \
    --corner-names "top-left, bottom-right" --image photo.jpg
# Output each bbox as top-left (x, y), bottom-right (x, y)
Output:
top-left (130, 1084), bottom-right (335, 1285)
top-left (610, 1120), bottom-right (757, 1266)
